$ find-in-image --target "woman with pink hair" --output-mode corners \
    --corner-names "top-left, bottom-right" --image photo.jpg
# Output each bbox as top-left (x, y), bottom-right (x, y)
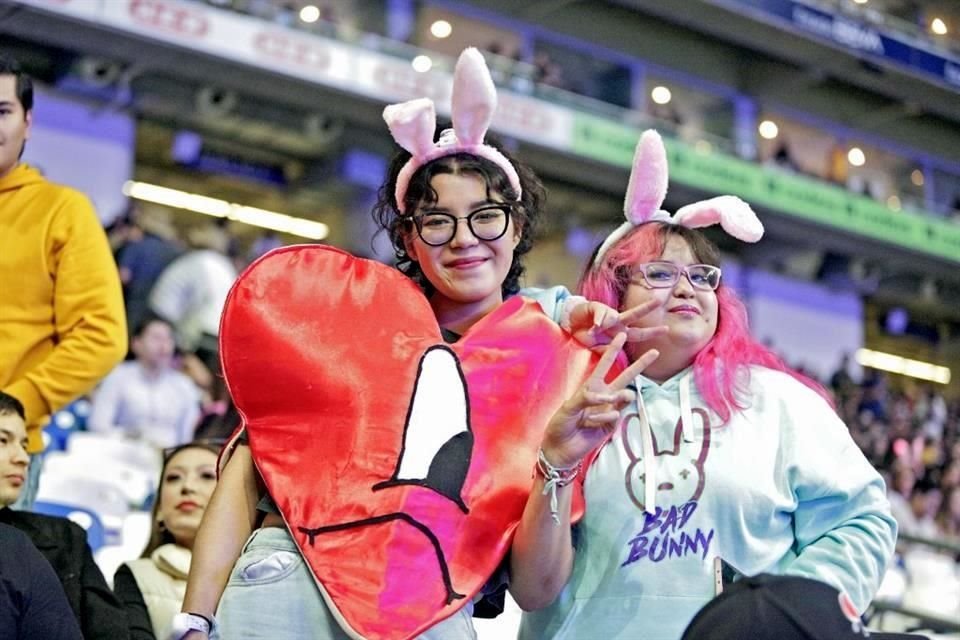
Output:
top-left (510, 130), bottom-right (897, 640)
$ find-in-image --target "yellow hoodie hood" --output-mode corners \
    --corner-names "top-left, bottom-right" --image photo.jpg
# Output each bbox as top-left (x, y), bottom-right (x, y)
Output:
top-left (0, 163), bottom-right (46, 193)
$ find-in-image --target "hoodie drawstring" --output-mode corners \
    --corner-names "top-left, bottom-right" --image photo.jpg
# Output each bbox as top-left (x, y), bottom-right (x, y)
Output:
top-left (634, 373), bottom-right (697, 515)
top-left (679, 375), bottom-right (695, 443)
top-left (636, 393), bottom-right (657, 515)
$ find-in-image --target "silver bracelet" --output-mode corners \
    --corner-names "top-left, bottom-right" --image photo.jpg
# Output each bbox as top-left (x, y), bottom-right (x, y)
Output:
top-left (536, 449), bottom-right (582, 525)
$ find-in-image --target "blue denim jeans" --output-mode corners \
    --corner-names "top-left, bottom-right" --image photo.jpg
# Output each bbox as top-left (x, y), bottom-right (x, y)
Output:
top-left (215, 527), bottom-right (477, 640)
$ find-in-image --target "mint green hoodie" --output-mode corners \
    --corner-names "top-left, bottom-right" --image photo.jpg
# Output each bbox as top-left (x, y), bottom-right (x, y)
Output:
top-left (519, 365), bottom-right (896, 640)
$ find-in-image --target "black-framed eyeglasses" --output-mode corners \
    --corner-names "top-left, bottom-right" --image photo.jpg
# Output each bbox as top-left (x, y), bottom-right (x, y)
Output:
top-left (411, 204), bottom-right (511, 247)
top-left (631, 261), bottom-right (722, 291)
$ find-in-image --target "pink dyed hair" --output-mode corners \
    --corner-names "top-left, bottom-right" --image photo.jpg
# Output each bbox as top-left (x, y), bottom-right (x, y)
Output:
top-left (579, 222), bottom-right (831, 424)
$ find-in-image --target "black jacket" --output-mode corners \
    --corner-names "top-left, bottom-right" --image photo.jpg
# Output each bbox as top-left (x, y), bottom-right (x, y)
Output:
top-left (0, 507), bottom-right (129, 640)
top-left (0, 522), bottom-right (83, 640)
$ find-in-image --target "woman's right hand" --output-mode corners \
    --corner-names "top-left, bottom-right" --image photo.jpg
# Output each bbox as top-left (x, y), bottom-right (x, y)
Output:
top-left (541, 333), bottom-right (659, 468)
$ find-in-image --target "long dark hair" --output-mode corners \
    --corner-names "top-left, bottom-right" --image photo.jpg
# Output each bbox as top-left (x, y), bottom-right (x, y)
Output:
top-left (372, 132), bottom-right (546, 297)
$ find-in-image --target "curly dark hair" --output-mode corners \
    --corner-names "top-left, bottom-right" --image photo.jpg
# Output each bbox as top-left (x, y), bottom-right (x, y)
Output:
top-left (372, 131), bottom-right (547, 298)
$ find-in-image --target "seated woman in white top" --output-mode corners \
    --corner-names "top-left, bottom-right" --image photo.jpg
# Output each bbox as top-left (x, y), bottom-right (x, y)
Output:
top-left (113, 441), bottom-right (220, 639)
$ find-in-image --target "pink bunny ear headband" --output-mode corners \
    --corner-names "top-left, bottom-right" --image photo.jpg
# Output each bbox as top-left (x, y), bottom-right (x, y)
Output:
top-left (593, 129), bottom-right (764, 266)
top-left (383, 47), bottom-right (522, 214)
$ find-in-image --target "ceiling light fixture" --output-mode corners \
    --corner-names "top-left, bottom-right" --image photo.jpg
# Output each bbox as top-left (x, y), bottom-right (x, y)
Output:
top-left (758, 120), bottom-right (779, 139)
top-left (931, 17), bottom-right (948, 35)
top-left (430, 20), bottom-right (452, 39)
top-left (412, 55), bottom-right (433, 73)
top-left (122, 181), bottom-right (329, 240)
top-left (855, 348), bottom-right (951, 384)
top-left (847, 147), bottom-right (866, 167)
top-left (299, 5), bottom-right (320, 23)
top-left (651, 86), bottom-right (672, 105)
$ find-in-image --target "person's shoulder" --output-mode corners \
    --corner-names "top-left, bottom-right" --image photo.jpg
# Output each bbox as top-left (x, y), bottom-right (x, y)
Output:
top-left (28, 177), bottom-right (94, 211)
top-left (748, 366), bottom-right (794, 388)
top-left (168, 368), bottom-right (200, 390)
top-left (0, 522), bottom-right (47, 573)
top-left (747, 366), bottom-right (814, 399)
top-left (8, 510), bottom-right (84, 536)
top-left (111, 360), bottom-right (139, 375)
top-left (0, 510), bottom-right (86, 550)
top-left (163, 250), bottom-right (202, 271)
top-left (746, 366), bottom-right (834, 414)
top-left (0, 521), bottom-right (34, 549)
top-left (97, 361), bottom-right (136, 385)
top-left (11, 171), bottom-right (94, 224)
top-left (122, 556), bottom-right (153, 574)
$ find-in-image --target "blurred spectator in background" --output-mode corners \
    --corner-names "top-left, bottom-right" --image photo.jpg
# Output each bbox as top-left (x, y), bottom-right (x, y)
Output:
top-left (114, 441), bottom-right (220, 640)
top-left (919, 388), bottom-right (948, 441)
top-left (938, 485), bottom-right (960, 540)
top-left (888, 461), bottom-right (918, 533)
top-left (830, 352), bottom-right (856, 403)
top-left (0, 52), bottom-right (127, 510)
top-left (88, 317), bottom-right (201, 450)
top-left (483, 41), bottom-right (520, 85)
top-left (192, 375), bottom-right (240, 442)
top-left (768, 142), bottom-right (800, 173)
top-left (904, 476), bottom-right (943, 539)
top-left (0, 391), bottom-right (129, 639)
top-left (247, 229), bottom-right (282, 264)
top-left (859, 373), bottom-right (889, 423)
top-left (0, 522), bottom-right (83, 640)
top-left (533, 51), bottom-right (565, 89)
top-left (149, 219), bottom-right (237, 375)
top-left (649, 100), bottom-right (684, 129)
top-left (118, 205), bottom-right (183, 339)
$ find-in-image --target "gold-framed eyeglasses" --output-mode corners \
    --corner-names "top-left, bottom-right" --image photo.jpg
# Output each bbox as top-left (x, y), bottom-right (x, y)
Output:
top-left (631, 261), bottom-right (722, 291)
top-left (412, 204), bottom-right (511, 247)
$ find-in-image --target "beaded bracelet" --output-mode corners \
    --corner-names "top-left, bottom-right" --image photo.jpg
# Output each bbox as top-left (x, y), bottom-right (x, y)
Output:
top-left (536, 449), bottom-right (582, 525)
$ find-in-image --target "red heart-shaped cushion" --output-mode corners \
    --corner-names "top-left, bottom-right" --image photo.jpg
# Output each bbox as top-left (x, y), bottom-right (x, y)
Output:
top-left (220, 245), bottom-right (593, 640)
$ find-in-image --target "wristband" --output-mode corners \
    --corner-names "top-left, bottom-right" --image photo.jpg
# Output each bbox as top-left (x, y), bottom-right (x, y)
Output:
top-left (535, 448), bottom-right (582, 525)
top-left (170, 612), bottom-right (216, 639)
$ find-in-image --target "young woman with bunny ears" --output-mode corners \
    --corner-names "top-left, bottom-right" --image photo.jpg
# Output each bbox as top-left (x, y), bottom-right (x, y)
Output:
top-left (510, 130), bottom-right (897, 640)
top-left (176, 50), bottom-right (661, 640)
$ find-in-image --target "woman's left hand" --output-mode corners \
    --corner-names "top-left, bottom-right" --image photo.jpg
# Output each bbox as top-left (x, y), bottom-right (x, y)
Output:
top-left (569, 298), bottom-right (668, 351)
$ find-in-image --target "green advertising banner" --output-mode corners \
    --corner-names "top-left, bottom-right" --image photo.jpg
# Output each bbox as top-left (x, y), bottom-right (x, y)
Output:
top-left (571, 114), bottom-right (960, 263)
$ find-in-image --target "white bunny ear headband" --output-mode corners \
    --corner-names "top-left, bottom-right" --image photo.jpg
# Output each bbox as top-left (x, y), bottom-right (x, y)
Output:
top-left (382, 48), bottom-right (522, 214)
top-left (593, 129), bottom-right (764, 265)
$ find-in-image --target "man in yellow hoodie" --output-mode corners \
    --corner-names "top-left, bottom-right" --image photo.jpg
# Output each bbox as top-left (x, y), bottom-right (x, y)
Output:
top-left (0, 53), bottom-right (127, 508)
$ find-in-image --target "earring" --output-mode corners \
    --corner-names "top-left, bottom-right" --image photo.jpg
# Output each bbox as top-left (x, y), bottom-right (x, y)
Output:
top-left (157, 520), bottom-right (166, 532)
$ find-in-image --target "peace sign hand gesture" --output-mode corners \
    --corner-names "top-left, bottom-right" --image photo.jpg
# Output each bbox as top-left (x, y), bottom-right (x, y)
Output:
top-left (568, 298), bottom-right (669, 351)
top-left (541, 333), bottom-right (659, 469)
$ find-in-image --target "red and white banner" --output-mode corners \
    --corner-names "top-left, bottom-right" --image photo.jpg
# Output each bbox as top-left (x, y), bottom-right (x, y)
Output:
top-left (14, 0), bottom-right (574, 151)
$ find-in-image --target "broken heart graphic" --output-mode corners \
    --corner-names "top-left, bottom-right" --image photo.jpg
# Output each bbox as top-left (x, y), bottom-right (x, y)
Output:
top-left (220, 245), bottom-right (593, 640)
